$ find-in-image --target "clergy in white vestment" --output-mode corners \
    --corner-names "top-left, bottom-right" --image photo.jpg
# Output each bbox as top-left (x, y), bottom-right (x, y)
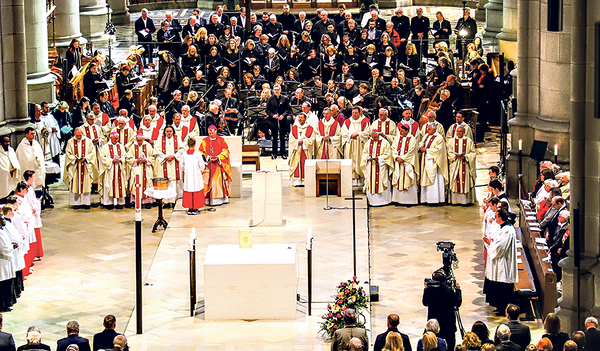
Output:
top-left (446, 112), bottom-right (474, 140)
top-left (398, 108), bottom-right (421, 140)
top-left (419, 123), bottom-right (449, 204)
top-left (138, 115), bottom-right (159, 146)
top-left (64, 128), bottom-right (97, 208)
top-left (154, 126), bottom-right (184, 206)
top-left (361, 130), bottom-right (394, 206)
top-left (40, 102), bottom-right (61, 163)
top-left (126, 134), bottom-right (156, 206)
top-left (22, 174), bottom-right (43, 259)
top-left (391, 124), bottom-right (419, 205)
top-left (419, 110), bottom-right (446, 140)
top-left (110, 116), bottom-right (136, 150)
top-left (341, 107), bottom-right (371, 186)
top-left (483, 209), bottom-right (518, 312)
top-left (315, 108), bottom-right (342, 159)
top-left (180, 138), bottom-right (206, 215)
top-left (288, 113), bottom-right (315, 187)
top-left (16, 127), bottom-right (46, 191)
top-left (1, 205), bottom-right (25, 295)
top-left (301, 102), bottom-right (320, 129)
top-left (5, 196), bottom-right (33, 278)
top-left (447, 126), bottom-right (477, 205)
top-left (99, 132), bottom-right (129, 208)
top-left (0, 136), bottom-right (20, 200)
top-left (0, 217), bottom-right (15, 311)
top-left (180, 105), bottom-right (200, 141)
top-left (482, 197), bottom-right (501, 268)
top-left (370, 108), bottom-right (398, 145)
top-left (148, 105), bottom-right (166, 139)
top-left (82, 113), bottom-right (105, 179)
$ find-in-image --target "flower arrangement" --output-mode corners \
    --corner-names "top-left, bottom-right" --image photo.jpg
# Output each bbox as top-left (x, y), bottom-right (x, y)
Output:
top-left (319, 276), bottom-right (369, 338)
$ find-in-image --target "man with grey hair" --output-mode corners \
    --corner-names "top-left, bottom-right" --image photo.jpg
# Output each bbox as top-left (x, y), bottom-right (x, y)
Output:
top-left (446, 125), bottom-right (476, 204)
top-left (549, 209), bottom-right (570, 281)
top-left (108, 335), bottom-right (128, 351)
top-left (419, 122), bottom-right (448, 204)
top-left (331, 309), bottom-right (368, 351)
top-left (572, 331), bottom-right (586, 351)
top-left (57, 321), bottom-right (91, 351)
top-left (416, 319), bottom-right (447, 351)
top-left (64, 127), bottom-right (96, 209)
top-left (585, 316), bottom-right (600, 350)
top-left (349, 337), bottom-right (363, 351)
top-left (134, 8), bottom-right (155, 67)
top-left (496, 324), bottom-right (523, 351)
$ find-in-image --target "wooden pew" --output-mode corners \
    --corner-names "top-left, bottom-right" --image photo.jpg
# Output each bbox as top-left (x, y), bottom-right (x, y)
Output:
top-left (519, 201), bottom-right (558, 318)
top-left (132, 74), bottom-right (157, 115)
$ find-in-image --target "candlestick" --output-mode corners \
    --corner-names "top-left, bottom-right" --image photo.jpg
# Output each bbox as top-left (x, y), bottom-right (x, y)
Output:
top-left (554, 144), bottom-right (558, 156)
top-left (518, 139), bottom-right (522, 151)
top-left (135, 166), bottom-right (142, 221)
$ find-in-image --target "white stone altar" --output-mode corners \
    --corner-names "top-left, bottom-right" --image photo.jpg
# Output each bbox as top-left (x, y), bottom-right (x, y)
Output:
top-left (204, 244), bottom-right (298, 320)
top-left (304, 159), bottom-right (353, 197)
top-left (194, 135), bottom-right (242, 198)
top-left (251, 171), bottom-right (283, 226)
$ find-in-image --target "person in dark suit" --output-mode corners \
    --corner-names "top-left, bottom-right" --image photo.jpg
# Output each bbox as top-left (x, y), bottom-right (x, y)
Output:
top-left (265, 84), bottom-right (291, 159)
top-left (93, 315), bottom-right (127, 351)
top-left (101, 335), bottom-right (127, 351)
top-left (392, 8), bottom-right (411, 63)
top-left (432, 12), bottom-right (451, 46)
top-left (374, 314), bottom-right (412, 351)
top-left (165, 12), bottom-right (182, 35)
top-left (215, 5), bottom-right (229, 25)
top-left (410, 8), bottom-right (430, 59)
top-left (65, 39), bottom-right (82, 79)
top-left (181, 16), bottom-right (201, 38)
top-left (435, 89), bottom-right (454, 130)
top-left (422, 269), bottom-right (462, 350)
top-left (206, 14), bottom-right (224, 38)
top-left (542, 313), bottom-right (571, 351)
top-left (17, 326), bottom-right (51, 351)
top-left (57, 321), bottom-right (91, 351)
top-left (331, 309), bottom-right (369, 351)
top-left (494, 305), bottom-right (531, 349)
top-left (549, 210), bottom-right (570, 281)
top-left (134, 8), bottom-right (155, 67)
top-left (572, 331), bottom-right (586, 351)
top-left (156, 21), bottom-right (181, 56)
top-left (495, 324), bottom-right (524, 351)
top-left (454, 8), bottom-right (478, 59)
top-left (585, 317), bottom-right (600, 351)
top-left (0, 314), bottom-right (15, 351)
top-left (83, 64), bottom-right (105, 102)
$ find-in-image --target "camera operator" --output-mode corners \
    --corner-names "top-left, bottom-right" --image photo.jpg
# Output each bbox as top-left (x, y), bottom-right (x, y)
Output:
top-left (422, 269), bottom-right (462, 350)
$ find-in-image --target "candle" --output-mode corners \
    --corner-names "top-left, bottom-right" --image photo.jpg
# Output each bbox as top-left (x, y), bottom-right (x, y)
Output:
top-left (518, 139), bottom-right (522, 151)
top-left (188, 237), bottom-right (194, 251)
top-left (307, 227), bottom-right (312, 248)
top-left (554, 144), bottom-right (558, 156)
top-left (190, 227), bottom-right (196, 240)
top-left (135, 166), bottom-right (142, 221)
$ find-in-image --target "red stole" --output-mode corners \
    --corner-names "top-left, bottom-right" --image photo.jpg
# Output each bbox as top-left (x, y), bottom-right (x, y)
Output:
top-left (134, 143), bottom-right (150, 200)
top-left (108, 143), bottom-right (124, 198)
top-left (83, 125), bottom-right (99, 140)
top-left (369, 139), bottom-right (382, 193)
top-left (292, 125), bottom-right (314, 178)
top-left (102, 113), bottom-right (110, 126)
top-left (151, 117), bottom-right (164, 140)
top-left (397, 136), bottom-right (412, 188)
top-left (161, 136), bottom-right (180, 180)
top-left (318, 120), bottom-right (337, 159)
top-left (74, 139), bottom-right (86, 193)
top-left (454, 138), bottom-right (468, 193)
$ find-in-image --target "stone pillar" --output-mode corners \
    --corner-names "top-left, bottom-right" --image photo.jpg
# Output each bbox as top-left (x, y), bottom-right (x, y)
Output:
top-left (558, 0), bottom-right (600, 333)
top-left (26, 0), bottom-right (57, 104)
top-left (106, 0), bottom-right (130, 26)
top-left (0, 0), bottom-right (31, 134)
top-left (496, 0), bottom-right (518, 61)
top-left (79, 0), bottom-right (109, 45)
top-left (483, 0), bottom-right (503, 40)
top-left (476, 0), bottom-right (489, 21)
top-left (52, 0), bottom-right (82, 52)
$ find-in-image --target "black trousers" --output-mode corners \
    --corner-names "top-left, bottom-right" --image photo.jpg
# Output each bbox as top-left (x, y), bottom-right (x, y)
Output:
top-left (139, 40), bottom-right (153, 66)
top-left (270, 118), bottom-right (289, 156)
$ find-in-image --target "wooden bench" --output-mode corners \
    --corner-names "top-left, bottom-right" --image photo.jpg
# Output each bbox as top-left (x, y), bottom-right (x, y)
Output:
top-left (316, 168), bottom-right (341, 197)
top-left (242, 144), bottom-right (261, 171)
top-left (513, 231), bottom-right (539, 320)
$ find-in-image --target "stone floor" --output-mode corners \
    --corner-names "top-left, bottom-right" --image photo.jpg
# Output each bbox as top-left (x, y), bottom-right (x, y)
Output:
top-left (1, 132), bottom-right (546, 350)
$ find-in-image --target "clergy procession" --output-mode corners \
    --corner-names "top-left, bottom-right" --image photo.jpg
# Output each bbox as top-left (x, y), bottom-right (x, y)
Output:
top-left (289, 105), bottom-right (477, 207)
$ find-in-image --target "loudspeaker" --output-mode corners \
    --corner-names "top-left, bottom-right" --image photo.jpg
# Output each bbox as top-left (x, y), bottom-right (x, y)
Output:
top-left (595, 22), bottom-right (600, 119)
top-left (530, 140), bottom-right (548, 160)
top-left (548, 0), bottom-right (563, 32)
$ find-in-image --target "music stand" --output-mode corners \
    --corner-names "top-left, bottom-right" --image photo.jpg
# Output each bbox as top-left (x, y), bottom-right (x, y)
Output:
top-left (191, 83), bottom-right (207, 93)
top-left (215, 89), bottom-right (226, 100)
top-left (247, 107), bottom-right (267, 124)
top-left (245, 97), bottom-right (261, 108)
top-left (240, 89), bottom-right (258, 100)
top-left (304, 87), bottom-right (321, 101)
top-left (284, 81), bottom-right (299, 92)
top-left (290, 105), bottom-right (303, 116)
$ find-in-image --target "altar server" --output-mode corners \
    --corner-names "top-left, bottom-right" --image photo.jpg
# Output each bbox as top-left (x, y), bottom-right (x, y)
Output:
top-left (180, 137), bottom-right (206, 215)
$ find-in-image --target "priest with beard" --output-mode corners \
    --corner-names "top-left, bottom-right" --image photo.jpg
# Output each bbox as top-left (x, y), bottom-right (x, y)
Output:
top-left (198, 125), bottom-right (232, 206)
top-left (361, 129), bottom-right (394, 206)
top-left (419, 123), bottom-right (448, 204)
top-left (288, 113), bottom-right (315, 187)
top-left (447, 126), bottom-right (476, 205)
top-left (99, 132), bottom-right (128, 209)
top-left (391, 124), bottom-right (419, 205)
top-left (316, 108), bottom-right (342, 159)
top-left (126, 133), bottom-right (155, 208)
top-left (64, 128), bottom-right (97, 209)
top-left (341, 107), bottom-right (371, 186)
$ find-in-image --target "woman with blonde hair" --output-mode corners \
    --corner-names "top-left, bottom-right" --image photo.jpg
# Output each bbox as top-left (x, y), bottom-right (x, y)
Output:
top-left (536, 338), bottom-right (553, 351)
top-left (404, 43), bottom-right (420, 78)
top-left (461, 332), bottom-right (481, 351)
top-left (181, 45), bottom-right (200, 78)
top-left (422, 332), bottom-right (440, 351)
top-left (383, 331), bottom-right (405, 351)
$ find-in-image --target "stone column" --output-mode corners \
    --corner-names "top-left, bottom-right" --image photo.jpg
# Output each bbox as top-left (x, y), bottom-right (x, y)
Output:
top-left (558, 0), bottom-right (600, 333)
top-left (496, 0), bottom-right (518, 61)
top-left (476, 0), bottom-right (489, 21)
top-left (0, 0), bottom-right (31, 134)
top-left (52, 0), bottom-right (82, 52)
top-left (26, 0), bottom-right (57, 104)
top-left (483, 0), bottom-right (503, 40)
top-left (79, 0), bottom-right (109, 45)
top-left (106, 0), bottom-right (130, 26)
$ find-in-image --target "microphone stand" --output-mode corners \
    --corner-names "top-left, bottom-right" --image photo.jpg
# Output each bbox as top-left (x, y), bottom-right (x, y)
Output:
top-left (323, 139), bottom-right (333, 210)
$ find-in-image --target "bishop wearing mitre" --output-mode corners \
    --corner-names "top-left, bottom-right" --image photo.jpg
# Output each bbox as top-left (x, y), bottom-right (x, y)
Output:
top-left (99, 131), bottom-right (129, 208)
top-left (361, 129), bottom-right (394, 206)
top-left (447, 125), bottom-right (477, 204)
top-left (316, 108), bottom-right (342, 159)
top-left (419, 122), bottom-right (448, 204)
top-left (198, 125), bottom-right (232, 206)
top-left (64, 128), bottom-right (97, 208)
top-left (288, 112), bottom-right (315, 187)
top-left (341, 106), bottom-right (371, 186)
top-left (391, 124), bottom-right (419, 205)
